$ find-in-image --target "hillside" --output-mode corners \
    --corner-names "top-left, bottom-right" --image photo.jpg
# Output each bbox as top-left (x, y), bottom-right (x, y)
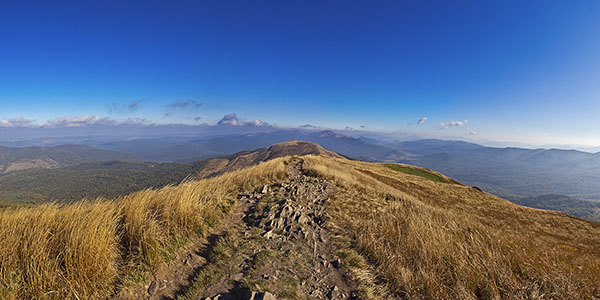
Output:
top-left (0, 141), bottom-right (599, 299)
top-left (94, 130), bottom-right (409, 162)
top-left (391, 139), bottom-right (600, 201)
top-left (0, 141), bottom-right (339, 205)
top-left (89, 131), bottom-right (600, 203)
top-left (0, 144), bottom-right (139, 173)
top-left (197, 139), bottom-right (343, 178)
top-left (508, 194), bottom-right (600, 222)
top-left (10, 131), bottom-right (600, 206)
top-left (0, 160), bottom-right (208, 205)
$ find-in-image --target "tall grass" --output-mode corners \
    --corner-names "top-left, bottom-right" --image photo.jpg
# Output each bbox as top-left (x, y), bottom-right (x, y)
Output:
top-left (0, 158), bottom-right (286, 300)
top-left (304, 156), bottom-right (600, 299)
top-left (3, 153), bottom-right (599, 299)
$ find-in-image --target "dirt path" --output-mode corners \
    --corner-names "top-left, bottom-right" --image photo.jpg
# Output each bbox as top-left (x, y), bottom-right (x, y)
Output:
top-left (116, 158), bottom-right (357, 300)
top-left (114, 186), bottom-right (257, 300)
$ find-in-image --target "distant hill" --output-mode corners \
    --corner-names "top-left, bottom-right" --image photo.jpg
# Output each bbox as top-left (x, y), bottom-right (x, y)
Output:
top-left (0, 144), bottom-right (140, 173)
top-left (507, 194), bottom-right (600, 222)
top-left (197, 140), bottom-right (343, 178)
top-left (94, 130), bottom-right (411, 162)
top-left (0, 140), bottom-right (341, 204)
top-left (0, 160), bottom-right (208, 204)
top-left (93, 132), bottom-right (600, 202)
top-left (5, 132), bottom-right (600, 220)
top-left (388, 139), bottom-right (600, 202)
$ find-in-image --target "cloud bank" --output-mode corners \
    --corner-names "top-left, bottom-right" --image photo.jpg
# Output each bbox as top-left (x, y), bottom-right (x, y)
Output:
top-left (441, 120), bottom-right (468, 129)
top-left (217, 113), bottom-right (269, 127)
top-left (0, 117), bottom-right (36, 128)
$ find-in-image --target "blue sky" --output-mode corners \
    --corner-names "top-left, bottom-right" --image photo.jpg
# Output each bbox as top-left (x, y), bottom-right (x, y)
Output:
top-left (1, 1), bottom-right (599, 146)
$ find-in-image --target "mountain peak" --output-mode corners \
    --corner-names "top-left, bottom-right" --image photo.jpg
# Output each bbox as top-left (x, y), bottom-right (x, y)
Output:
top-left (266, 140), bottom-right (343, 158)
top-left (198, 140), bottom-right (344, 178)
top-left (316, 130), bottom-right (346, 138)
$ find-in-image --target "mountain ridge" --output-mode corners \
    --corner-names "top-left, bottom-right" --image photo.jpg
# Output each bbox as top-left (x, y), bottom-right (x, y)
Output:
top-left (4, 141), bottom-right (599, 299)
top-left (0, 144), bottom-right (140, 173)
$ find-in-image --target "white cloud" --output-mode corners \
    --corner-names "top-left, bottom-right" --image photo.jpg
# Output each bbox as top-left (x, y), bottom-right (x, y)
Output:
top-left (250, 119), bottom-right (269, 126)
top-left (217, 113), bottom-right (269, 127)
top-left (45, 115), bottom-right (116, 127)
top-left (0, 117), bottom-right (36, 128)
top-left (37, 115), bottom-right (150, 128)
top-left (122, 117), bottom-right (147, 125)
top-left (441, 120), bottom-right (468, 129)
top-left (417, 117), bottom-right (428, 125)
top-left (217, 113), bottom-right (243, 126)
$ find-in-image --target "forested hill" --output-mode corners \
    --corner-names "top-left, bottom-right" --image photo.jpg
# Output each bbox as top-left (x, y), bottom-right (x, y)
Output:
top-left (0, 144), bottom-right (140, 173)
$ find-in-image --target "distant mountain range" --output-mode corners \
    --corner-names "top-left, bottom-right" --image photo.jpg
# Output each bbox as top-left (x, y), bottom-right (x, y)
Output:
top-left (86, 131), bottom-right (600, 203)
top-left (506, 194), bottom-right (600, 222)
top-left (387, 139), bottom-right (600, 201)
top-left (1, 130), bottom-right (600, 221)
top-left (0, 140), bottom-right (340, 205)
top-left (0, 144), bottom-right (139, 173)
top-left (92, 130), bottom-right (411, 162)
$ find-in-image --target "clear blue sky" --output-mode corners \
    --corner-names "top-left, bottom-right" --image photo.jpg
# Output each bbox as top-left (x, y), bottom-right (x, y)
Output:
top-left (1, 1), bottom-right (599, 146)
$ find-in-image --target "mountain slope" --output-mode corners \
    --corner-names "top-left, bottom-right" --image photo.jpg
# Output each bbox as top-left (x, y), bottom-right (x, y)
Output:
top-left (0, 140), bottom-right (340, 205)
top-left (197, 140), bottom-right (343, 178)
top-left (1, 141), bottom-right (598, 299)
top-left (92, 131), bottom-right (600, 203)
top-left (303, 155), bottom-right (600, 299)
top-left (0, 144), bottom-right (140, 173)
top-left (390, 139), bottom-right (600, 202)
top-left (0, 160), bottom-right (209, 204)
top-left (508, 194), bottom-right (600, 222)
top-left (95, 130), bottom-right (410, 162)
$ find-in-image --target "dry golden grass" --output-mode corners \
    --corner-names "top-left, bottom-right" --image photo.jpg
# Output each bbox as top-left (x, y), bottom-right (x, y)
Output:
top-left (304, 156), bottom-right (600, 299)
top-left (0, 158), bottom-right (286, 300)
top-left (2, 152), bottom-right (600, 300)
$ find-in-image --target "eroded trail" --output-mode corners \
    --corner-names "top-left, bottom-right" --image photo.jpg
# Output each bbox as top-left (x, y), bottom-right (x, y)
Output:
top-left (119, 158), bottom-right (357, 300)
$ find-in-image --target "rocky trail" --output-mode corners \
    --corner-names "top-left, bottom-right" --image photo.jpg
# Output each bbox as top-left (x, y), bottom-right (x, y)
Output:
top-left (117, 158), bottom-right (357, 300)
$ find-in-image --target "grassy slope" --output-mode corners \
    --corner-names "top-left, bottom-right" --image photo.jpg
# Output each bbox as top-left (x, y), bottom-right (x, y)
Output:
top-left (383, 163), bottom-right (450, 183)
top-left (0, 160), bottom-right (209, 204)
top-left (0, 159), bottom-right (286, 300)
top-left (0, 140), bottom-right (336, 205)
top-left (304, 156), bottom-right (600, 299)
top-left (1, 154), bottom-right (599, 299)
